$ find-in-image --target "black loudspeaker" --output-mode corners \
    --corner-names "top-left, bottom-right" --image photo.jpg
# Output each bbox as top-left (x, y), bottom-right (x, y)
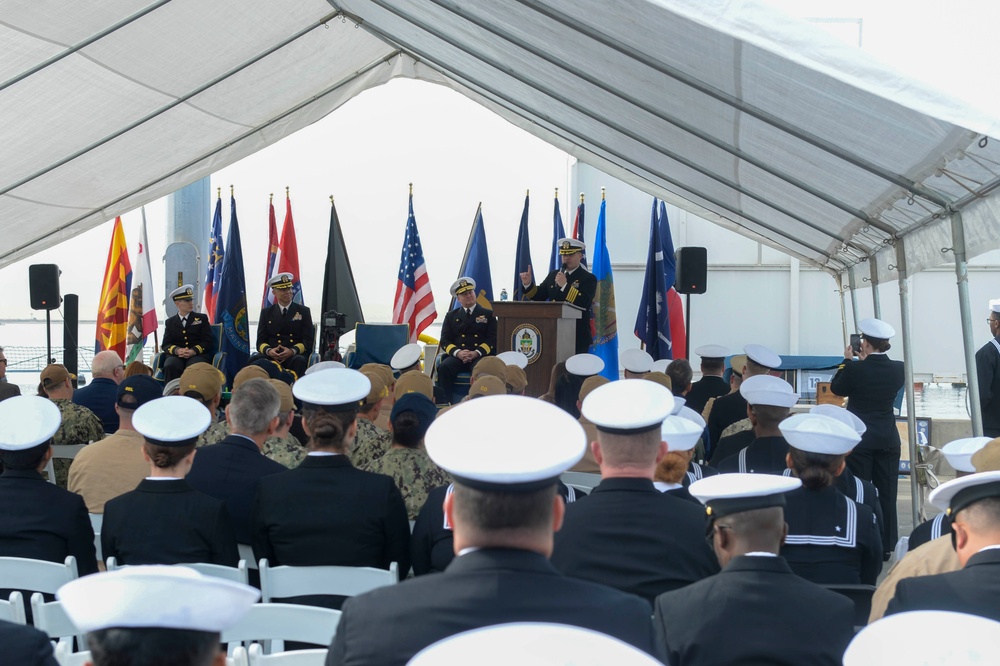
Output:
top-left (675, 247), bottom-right (707, 294)
top-left (29, 264), bottom-right (61, 310)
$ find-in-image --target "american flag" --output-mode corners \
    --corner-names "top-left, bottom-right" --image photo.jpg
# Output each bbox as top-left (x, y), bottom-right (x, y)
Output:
top-left (392, 195), bottom-right (436, 342)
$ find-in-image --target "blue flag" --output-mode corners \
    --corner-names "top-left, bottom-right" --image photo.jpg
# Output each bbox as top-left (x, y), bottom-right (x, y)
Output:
top-left (454, 205), bottom-right (494, 310)
top-left (589, 197), bottom-right (618, 380)
top-left (635, 198), bottom-right (672, 360)
top-left (204, 197), bottom-right (224, 322)
top-left (548, 194), bottom-right (566, 274)
top-left (215, 195), bottom-right (250, 386)
top-left (659, 200), bottom-right (677, 289)
top-left (513, 193), bottom-right (533, 301)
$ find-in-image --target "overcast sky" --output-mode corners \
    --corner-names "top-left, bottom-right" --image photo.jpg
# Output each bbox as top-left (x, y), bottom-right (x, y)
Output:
top-left (2, 0), bottom-right (997, 326)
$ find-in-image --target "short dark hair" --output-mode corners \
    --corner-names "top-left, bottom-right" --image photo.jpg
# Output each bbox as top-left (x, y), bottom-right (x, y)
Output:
top-left (452, 484), bottom-right (555, 533)
top-left (701, 357), bottom-right (724, 373)
top-left (0, 441), bottom-right (49, 470)
top-left (750, 404), bottom-right (790, 429)
top-left (87, 627), bottom-right (221, 666)
top-left (666, 359), bottom-right (693, 395)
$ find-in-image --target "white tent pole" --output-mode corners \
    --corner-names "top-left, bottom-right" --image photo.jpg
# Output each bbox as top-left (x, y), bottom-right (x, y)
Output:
top-left (837, 275), bottom-right (849, 348)
top-left (869, 255), bottom-right (882, 319)
top-left (895, 240), bottom-right (921, 527)
top-left (951, 210), bottom-right (984, 436)
top-left (848, 266), bottom-right (860, 333)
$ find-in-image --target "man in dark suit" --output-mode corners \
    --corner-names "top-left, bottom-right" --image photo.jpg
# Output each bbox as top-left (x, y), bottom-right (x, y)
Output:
top-left (0, 620), bottom-right (58, 666)
top-left (0, 396), bottom-right (98, 576)
top-left (887, 471), bottom-right (1000, 621)
top-left (684, 344), bottom-right (731, 415)
top-left (830, 317), bottom-right (905, 554)
top-left (655, 473), bottom-right (855, 666)
top-left (161, 284), bottom-right (213, 382)
top-left (520, 238), bottom-right (597, 354)
top-left (327, 395), bottom-right (658, 666)
top-left (976, 301), bottom-right (1000, 437)
top-left (254, 272), bottom-right (314, 377)
top-left (435, 277), bottom-right (498, 403)
top-left (186, 378), bottom-right (287, 545)
top-left (71, 350), bottom-right (124, 433)
top-left (551, 379), bottom-right (719, 603)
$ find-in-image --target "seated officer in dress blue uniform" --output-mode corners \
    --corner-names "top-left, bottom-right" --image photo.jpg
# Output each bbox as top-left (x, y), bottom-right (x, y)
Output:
top-left (655, 473), bottom-right (855, 666)
top-left (161, 285), bottom-right (213, 382)
top-left (254, 273), bottom-right (314, 378)
top-left (58, 565), bottom-right (258, 666)
top-left (435, 277), bottom-right (497, 404)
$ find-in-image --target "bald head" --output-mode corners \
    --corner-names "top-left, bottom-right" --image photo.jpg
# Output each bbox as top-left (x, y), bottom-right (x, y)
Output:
top-left (93, 351), bottom-right (125, 382)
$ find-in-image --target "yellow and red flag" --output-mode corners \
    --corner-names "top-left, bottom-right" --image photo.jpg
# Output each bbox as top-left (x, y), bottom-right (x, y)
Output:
top-left (95, 216), bottom-right (132, 359)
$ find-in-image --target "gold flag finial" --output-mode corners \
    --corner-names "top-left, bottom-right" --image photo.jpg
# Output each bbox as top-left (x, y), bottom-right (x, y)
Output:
top-left (330, 195), bottom-right (334, 204)
top-left (285, 186), bottom-right (290, 198)
top-left (230, 184), bottom-right (234, 197)
top-left (409, 182), bottom-right (413, 196)
top-left (525, 189), bottom-right (529, 197)
top-left (269, 193), bottom-right (273, 203)
top-left (601, 187), bottom-right (606, 201)
top-left (579, 192), bottom-right (585, 203)
top-left (554, 187), bottom-right (558, 198)
top-left (217, 187), bottom-right (221, 199)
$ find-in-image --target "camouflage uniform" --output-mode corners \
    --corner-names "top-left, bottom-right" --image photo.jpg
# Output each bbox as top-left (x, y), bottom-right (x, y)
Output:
top-left (263, 433), bottom-right (306, 469)
top-left (363, 447), bottom-right (451, 520)
top-left (720, 417), bottom-right (753, 439)
top-left (50, 398), bottom-right (105, 488)
top-left (350, 417), bottom-right (392, 469)
top-left (196, 419), bottom-right (229, 448)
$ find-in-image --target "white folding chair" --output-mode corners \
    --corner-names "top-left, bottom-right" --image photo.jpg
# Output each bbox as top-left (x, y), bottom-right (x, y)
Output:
top-left (54, 640), bottom-right (91, 666)
top-left (221, 603), bottom-right (340, 654)
top-left (42, 445), bottom-right (88, 485)
top-left (228, 646), bottom-right (250, 666)
top-left (248, 643), bottom-right (328, 666)
top-left (0, 591), bottom-right (26, 624)
top-left (559, 472), bottom-right (601, 492)
top-left (421, 344), bottom-right (438, 376)
top-left (31, 593), bottom-right (85, 649)
top-left (0, 556), bottom-right (78, 596)
top-left (105, 557), bottom-right (249, 585)
top-left (258, 559), bottom-right (398, 603)
top-left (239, 544), bottom-right (258, 570)
top-left (89, 514), bottom-right (103, 562)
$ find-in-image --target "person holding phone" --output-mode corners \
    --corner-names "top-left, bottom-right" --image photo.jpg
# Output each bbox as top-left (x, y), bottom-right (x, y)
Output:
top-left (830, 318), bottom-right (904, 559)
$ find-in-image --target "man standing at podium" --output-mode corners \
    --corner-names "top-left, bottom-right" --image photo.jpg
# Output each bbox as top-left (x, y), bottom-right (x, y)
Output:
top-left (435, 277), bottom-right (497, 404)
top-left (520, 238), bottom-right (597, 354)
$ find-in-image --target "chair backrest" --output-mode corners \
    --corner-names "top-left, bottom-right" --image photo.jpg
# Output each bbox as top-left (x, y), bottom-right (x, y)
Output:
top-left (238, 544), bottom-right (259, 570)
top-left (421, 344), bottom-right (438, 377)
top-left (221, 603), bottom-right (341, 650)
top-left (0, 591), bottom-right (26, 624)
top-left (54, 641), bottom-right (91, 666)
top-left (89, 514), bottom-right (103, 562)
top-left (43, 445), bottom-right (89, 484)
top-left (228, 646), bottom-right (250, 666)
top-left (248, 643), bottom-right (328, 666)
top-left (347, 323), bottom-right (410, 369)
top-left (31, 593), bottom-right (83, 645)
top-left (559, 472), bottom-right (601, 492)
top-left (106, 557), bottom-right (248, 585)
top-left (823, 584), bottom-right (877, 628)
top-left (0, 556), bottom-right (77, 594)
top-left (258, 559), bottom-right (398, 603)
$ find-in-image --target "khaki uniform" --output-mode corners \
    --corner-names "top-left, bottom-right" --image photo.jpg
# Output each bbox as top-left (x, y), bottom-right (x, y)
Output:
top-left (363, 447), bottom-right (451, 520)
top-left (263, 433), bottom-right (306, 469)
top-left (350, 417), bottom-right (392, 469)
top-left (570, 415), bottom-right (601, 473)
top-left (196, 419), bottom-right (229, 448)
top-left (50, 398), bottom-right (105, 488)
top-left (67, 429), bottom-right (147, 513)
top-left (869, 535), bottom-right (961, 623)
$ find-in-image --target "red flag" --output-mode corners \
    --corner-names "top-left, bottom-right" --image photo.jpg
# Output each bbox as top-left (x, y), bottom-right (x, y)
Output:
top-left (666, 288), bottom-right (687, 361)
top-left (95, 216), bottom-right (132, 359)
top-left (277, 193), bottom-right (303, 304)
top-left (262, 198), bottom-right (280, 308)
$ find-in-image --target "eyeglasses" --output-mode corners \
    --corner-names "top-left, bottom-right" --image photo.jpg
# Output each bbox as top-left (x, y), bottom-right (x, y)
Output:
top-left (0, 359), bottom-right (7, 364)
top-left (988, 318), bottom-right (999, 325)
top-left (704, 523), bottom-right (733, 546)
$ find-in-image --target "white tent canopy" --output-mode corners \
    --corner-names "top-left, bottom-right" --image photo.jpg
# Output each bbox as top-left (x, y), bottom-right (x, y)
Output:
top-left (3, 0), bottom-right (1000, 282)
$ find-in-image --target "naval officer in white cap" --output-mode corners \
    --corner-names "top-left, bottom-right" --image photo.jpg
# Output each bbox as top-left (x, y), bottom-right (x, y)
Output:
top-left (160, 284), bottom-right (213, 381)
top-left (654, 474), bottom-right (855, 666)
top-left (520, 238), bottom-right (597, 354)
top-left (683, 344), bottom-right (731, 414)
top-left (976, 299), bottom-right (1000, 437)
top-left (779, 413), bottom-right (883, 586)
top-left (327, 395), bottom-right (657, 666)
top-left (58, 565), bottom-right (258, 666)
top-left (716, 375), bottom-right (799, 475)
top-left (551, 380), bottom-right (719, 603)
top-left (705, 343), bottom-right (781, 453)
top-left (435, 277), bottom-right (498, 404)
top-left (254, 272), bottom-right (314, 377)
top-left (0, 395), bottom-right (98, 576)
top-left (885, 470), bottom-right (1000, 621)
top-left (830, 317), bottom-right (905, 559)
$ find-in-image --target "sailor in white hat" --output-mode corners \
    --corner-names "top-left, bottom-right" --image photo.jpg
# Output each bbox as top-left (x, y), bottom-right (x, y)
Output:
top-left (161, 283), bottom-right (213, 381)
top-left (716, 375), bottom-right (798, 475)
top-left (255, 271), bottom-right (313, 376)
top-left (830, 315), bottom-right (905, 559)
top-left (391, 342), bottom-right (423, 374)
top-left (519, 237), bottom-right (597, 354)
top-left (304, 359), bottom-right (346, 374)
top-left (976, 300), bottom-right (1000, 438)
top-left (655, 473), bottom-right (856, 666)
top-left (620, 348), bottom-right (654, 378)
top-left (846, 610), bottom-right (1000, 666)
top-left (328, 395), bottom-right (658, 664)
top-left (778, 413), bottom-right (883, 587)
top-left (884, 470), bottom-right (1000, 621)
top-left (554, 353), bottom-right (607, 420)
top-left (58, 565), bottom-right (259, 666)
top-left (671, 405), bottom-right (719, 489)
top-left (435, 276), bottom-right (498, 404)
top-left (0, 395), bottom-right (99, 576)
top-left (252, 368), bottom-right (411, 584)
top-left (653, 415), bottom-right (710, 503)
top-left (704, 343), bottom-right (781, 459)
top-left (551, 380), bottom-right (720, 602)
top-left (682, 345), bottom-right (730, 416)
top-left (496, 350), bottom-right (528, 369)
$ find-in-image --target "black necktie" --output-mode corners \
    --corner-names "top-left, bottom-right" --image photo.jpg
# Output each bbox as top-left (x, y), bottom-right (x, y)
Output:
top-left (181, 316), bottom-right (187, 328)
top-left (281, 307), bottom-right (287, 317)
top-left (466, 308), bottom-right (473, 317)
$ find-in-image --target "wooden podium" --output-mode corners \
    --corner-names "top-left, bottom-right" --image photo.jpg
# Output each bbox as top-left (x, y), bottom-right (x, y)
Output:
top-left (492, 301), bottom-right (581, 398)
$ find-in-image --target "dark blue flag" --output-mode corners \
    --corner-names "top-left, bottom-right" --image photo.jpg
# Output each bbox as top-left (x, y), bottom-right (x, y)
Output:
top-left (204, 196), bottom-right (224, 321)
top-left (659, 200), bottom-right (677, 289)
top-left (635, 198), bottom-right (672, 360)
top-left (454, 204), bottom-right (494, 310)
top-left (215, 195), bottom-right (250, 386)
top-left (549, 193), bottom-right (567, 274)
top-left (513, 193), bottom-right (533, 301)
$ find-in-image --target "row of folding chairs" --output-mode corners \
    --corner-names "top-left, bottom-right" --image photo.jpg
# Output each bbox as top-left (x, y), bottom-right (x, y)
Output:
top-left (55, 641), bottom-right (328, 666)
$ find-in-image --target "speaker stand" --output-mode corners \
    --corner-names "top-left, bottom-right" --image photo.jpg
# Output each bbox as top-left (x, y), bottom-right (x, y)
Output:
top-left (45, 308), bottom-right (53, 364)
top-left (685, 293), bottom-right (691, 359)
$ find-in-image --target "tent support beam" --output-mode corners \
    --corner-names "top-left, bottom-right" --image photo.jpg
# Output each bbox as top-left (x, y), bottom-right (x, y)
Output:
top-left (896, 240), bottom-right (921, 527)
top-left (869, 256), bottom-right (882, 319)
top-left (838, 276), bottom-right (848, 348)
top-left (423, 0), bottom-right (894, 239)
top-left (951, 210), bottom-right (983, 436)
top-left (515, 0), bottom-right (953, 210)
top-left (848, 267), bottom-right (860, 334)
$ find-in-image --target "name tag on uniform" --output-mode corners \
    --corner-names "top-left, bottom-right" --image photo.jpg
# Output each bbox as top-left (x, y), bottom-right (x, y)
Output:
top-left (475, 315), bottom-right (487, 324)
top-left (292, 312), bottom-right (302, 321)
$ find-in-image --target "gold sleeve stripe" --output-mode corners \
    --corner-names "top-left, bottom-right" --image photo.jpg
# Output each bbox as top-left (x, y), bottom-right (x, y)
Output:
top-left (524, 285), bottom-right (538, 299)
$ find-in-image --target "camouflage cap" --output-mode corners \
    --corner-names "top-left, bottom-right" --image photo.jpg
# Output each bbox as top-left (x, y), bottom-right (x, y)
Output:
top-left (360, 371), bottom-right (389, 405)
top-left (505, 365), bottom-right (528, 393)
top-left (468, 375), bottom-right (507, 398)
top-left (643, 371), bottom-right (673, 392)
top-left (41, 364), bottom-right (76, 389)
top-left (394, 370), bottom-right (433, 401)
top-left (578, 375), bottom-right (609, 402)
top-left (267, 378), bottom-right (295, 412)
top-left (232, 364), bottom-right (270, 390)
top-left (471, 356), bottom-right (507, 383)
top-left (179, 362), bottom-right (224, 399)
